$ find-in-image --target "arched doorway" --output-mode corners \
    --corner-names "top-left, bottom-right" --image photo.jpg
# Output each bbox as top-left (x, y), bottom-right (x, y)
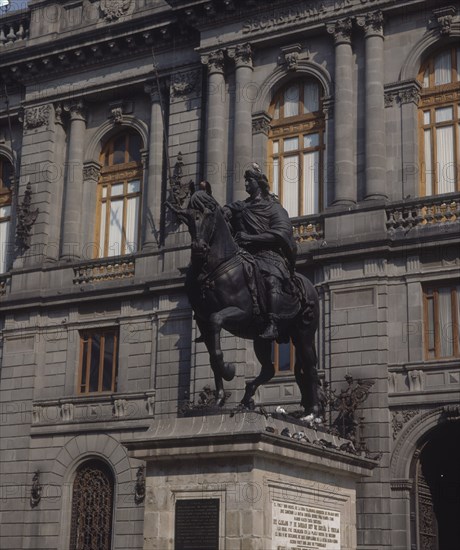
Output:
top-left (412, 421), bottom-right (460, 549)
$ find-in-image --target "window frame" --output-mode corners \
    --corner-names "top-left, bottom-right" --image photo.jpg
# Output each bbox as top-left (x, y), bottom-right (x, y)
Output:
top-left (95, 132), bottom-right (143, 259)
top-left (0, 156), bottom-right (13, 273)
top-left (418, 46), bottom-right (460, 196)
top-left (268, 79), bottom-right (325, 217)
top-left (273, 340), bottom-right (295, 374)
top-left (423, 283), bottom-right (460, 360)
top-left (78, 328), bottom-right (119, 394)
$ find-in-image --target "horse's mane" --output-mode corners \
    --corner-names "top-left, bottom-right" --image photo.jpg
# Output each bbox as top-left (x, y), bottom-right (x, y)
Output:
top-left (189, 190), bottom-right (219, 213)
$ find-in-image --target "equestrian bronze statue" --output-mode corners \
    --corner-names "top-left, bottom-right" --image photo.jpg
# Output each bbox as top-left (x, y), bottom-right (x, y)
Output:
top-left (167, 164), bottom-right (324, 419)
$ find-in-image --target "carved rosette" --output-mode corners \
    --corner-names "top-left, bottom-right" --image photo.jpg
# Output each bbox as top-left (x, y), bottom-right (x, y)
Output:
top-left (23, 105), bottom-right (52, 132)
top-left (228, 43), bottom-right (252, 69)
top-left (326, 18), bottom-right (353, 45)
top-left (391, 408), bottom-right (420, 440)
top-left (100, 0), bottom-right (132, 21)
top-left (201, 49), bottom-right (225, 75)
top-left (171, 70), bottom-right (199, 97)
top-left (356, 10), bottom-right (384, 37)
top-left (252, 111), bottom-right (272, 135)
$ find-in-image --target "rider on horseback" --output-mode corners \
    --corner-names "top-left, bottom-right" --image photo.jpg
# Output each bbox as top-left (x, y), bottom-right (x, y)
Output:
top-left (223, 164), bottom-right (298, 340)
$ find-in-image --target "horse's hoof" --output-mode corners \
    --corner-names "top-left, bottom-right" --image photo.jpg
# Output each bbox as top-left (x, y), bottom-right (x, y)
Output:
top-left (239, 398), bottom-right (255, 411)
top-left (222, 362), bottom-right (236, 382)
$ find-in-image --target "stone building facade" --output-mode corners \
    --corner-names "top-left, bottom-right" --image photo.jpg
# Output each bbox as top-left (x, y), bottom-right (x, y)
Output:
top-left (0, 0), bottom-right (459, 549)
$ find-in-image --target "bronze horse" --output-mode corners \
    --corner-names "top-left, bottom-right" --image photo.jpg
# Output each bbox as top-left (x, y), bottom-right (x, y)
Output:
top-left (169, 191), bottom-right (324, 418)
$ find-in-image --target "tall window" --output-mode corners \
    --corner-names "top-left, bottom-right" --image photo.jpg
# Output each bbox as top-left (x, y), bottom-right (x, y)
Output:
top-left (424, 283), bottom-right (459, 359)
top-left (0, 157), bottom-right (13, 273)
top-left (70, 460), bottom-right (114, 550)
top-left (96, 132), bottom-right (142, 258)
top-left (268, 79), bottom-right (325, 217)
top-left (418, 46), bottom-right (460, 196)
top-left (79, 329), bottom-right (118, 394)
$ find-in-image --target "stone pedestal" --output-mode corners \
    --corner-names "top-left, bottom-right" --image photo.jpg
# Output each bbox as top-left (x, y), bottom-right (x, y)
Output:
top-left (125, 413), bottom-right (376, 550)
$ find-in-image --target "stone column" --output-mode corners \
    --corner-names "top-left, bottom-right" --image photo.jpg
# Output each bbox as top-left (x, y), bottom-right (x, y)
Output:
top-left (327, 19), bottom-right (356, 206)
top-left (357, 11), bottom-right (387, 200)
top-left (143, 82), bottom-right (164, 250)
top-left (61, 100), bottom-right (86, 261)
top-left (201, 49), bottom-right (226, 205)
top-left (228, 43), bottom-right (253, 201)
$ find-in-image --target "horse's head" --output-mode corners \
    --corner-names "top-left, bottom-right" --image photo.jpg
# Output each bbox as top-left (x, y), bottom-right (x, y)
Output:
top-left (187, 191), bottom-right (219, 261)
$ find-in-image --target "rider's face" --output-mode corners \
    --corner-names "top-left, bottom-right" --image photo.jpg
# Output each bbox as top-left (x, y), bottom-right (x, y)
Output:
top-left (245, 177), bottom-right (259, 196)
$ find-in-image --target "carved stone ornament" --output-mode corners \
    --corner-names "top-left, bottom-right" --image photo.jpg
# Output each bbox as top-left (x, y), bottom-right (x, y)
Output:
top-left (100, 0), bottom-right (132, 21)
top-left (384, 80), bottom-right (422, 107)
top-left (30, 472), bottom-right (42, 508)
top-left (24, 105), bottom-right (52, 131)
top-left (134, 465), bottom-right (146, 504)
top-left (356, 10), bottom-right (384, 37)
top-left (201, 49), bottom-right (225, 74)
top-left (392, 408), bottom-right (419, 440)
top-left (83, 161), bottom-right (102, 182)
top-left (252, 111), bottom-right (272, 135)
top-left (432, 6), bottom-right (456, 36)
top-left (16, 179), bottom-right (39, 251)
top-left (171, 70), bottom-right (199, 97)
top-left (280, 44), bottom-right (302, 71)
top-left (326, 18), bottom-right (353, 44)
top-left (228, 43), bottom-right (252, 68)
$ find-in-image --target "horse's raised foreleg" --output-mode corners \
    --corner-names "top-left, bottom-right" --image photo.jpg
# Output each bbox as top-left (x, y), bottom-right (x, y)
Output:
top-left (241, 338), bottom-right (275, 408)
top-left (205, 306), bottom-right (247, 406)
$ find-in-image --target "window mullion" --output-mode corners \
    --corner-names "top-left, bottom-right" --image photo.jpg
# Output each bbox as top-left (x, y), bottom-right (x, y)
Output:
top-left (86, 337), bottom-right (92, 394)
top-left (98, 333), bottom-right (105, 392)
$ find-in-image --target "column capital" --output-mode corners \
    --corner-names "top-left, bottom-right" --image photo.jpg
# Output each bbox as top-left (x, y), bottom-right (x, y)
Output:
top-left (228, 43), bottom-right (253, 69)
top-left (326, 18), bottom-right (353, 45)
top-left (201, 49), bottom-right (225, 75)
top-left (144, 81), bottom-right (163, 103)
top-left (65, 100), bottom-right (87, 122)
top-left (356, 10), bottom-right (384, 38)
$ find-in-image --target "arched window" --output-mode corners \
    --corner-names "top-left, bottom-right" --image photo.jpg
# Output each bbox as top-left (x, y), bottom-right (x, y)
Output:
top-left (69, 459), bottom-right (114, 550)
top-left (268, 79), bottom-right (325, 217)
top-left (0, 156), bottom-right (13, 273)
top-left (418, 46), bottom-right (460, 196)
top-left (96, 131), bottom-right (142, 258)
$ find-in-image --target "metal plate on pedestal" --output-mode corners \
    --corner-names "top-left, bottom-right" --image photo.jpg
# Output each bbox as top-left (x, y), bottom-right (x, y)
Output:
top-left (175, 498), bottom-right (219, 550)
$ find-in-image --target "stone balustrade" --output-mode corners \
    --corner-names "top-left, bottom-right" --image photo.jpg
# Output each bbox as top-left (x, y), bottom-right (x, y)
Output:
top-left (291, 215), bottom-right (324, 242)
top-left (73, 256), bottom-right (135, 284)
top-left (31, 391), bottom-right (155, 426)
top-left (386, 194), bottom-right (460, 232)
top-left (0, 11), bottom-right (29, 47)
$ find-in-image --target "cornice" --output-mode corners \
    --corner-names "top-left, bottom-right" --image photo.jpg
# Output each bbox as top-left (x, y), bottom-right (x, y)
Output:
top-left (0, 17), bottom-right (199, 86)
